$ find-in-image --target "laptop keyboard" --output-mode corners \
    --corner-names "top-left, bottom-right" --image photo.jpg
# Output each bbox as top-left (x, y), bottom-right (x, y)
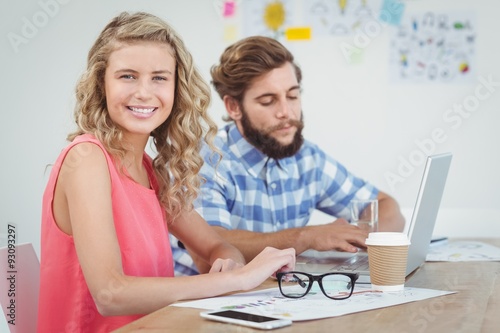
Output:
top-left (330, 254), bottom-right (369, 272)
top-left (296, 250), bottom-right (371, 274)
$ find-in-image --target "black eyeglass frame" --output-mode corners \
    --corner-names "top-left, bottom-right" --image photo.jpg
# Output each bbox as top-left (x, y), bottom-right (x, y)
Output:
top-left (276, 271), bottom-right (359, 300)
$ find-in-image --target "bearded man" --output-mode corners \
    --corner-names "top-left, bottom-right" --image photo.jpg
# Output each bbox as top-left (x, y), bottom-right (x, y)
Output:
top-left (171, 36), bottom-right (405, 276)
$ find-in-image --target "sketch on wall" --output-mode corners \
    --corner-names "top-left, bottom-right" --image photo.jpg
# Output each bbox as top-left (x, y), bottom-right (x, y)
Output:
top-left (225, 1), bottom-right (477, 85)
top-left (388, 11), bottom-right (476, 83)
top-left (241, 0), bottom-right (295, 40)
top-left (303, 0), bottom-right (383, 36)
top-left (238, 0), bottom-right (385, 40)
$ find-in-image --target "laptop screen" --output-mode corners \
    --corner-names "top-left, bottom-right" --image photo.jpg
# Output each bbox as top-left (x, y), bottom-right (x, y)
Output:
top-left (406, 152), bottom-right (452, 275)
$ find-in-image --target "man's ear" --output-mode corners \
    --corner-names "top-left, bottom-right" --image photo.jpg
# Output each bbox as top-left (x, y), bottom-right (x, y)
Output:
top-left (223, 96), bottom-right (242, 121)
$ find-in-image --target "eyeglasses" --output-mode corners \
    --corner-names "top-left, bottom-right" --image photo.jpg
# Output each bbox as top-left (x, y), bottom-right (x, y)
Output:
top-left (276, 271), bottom-right (359, 300)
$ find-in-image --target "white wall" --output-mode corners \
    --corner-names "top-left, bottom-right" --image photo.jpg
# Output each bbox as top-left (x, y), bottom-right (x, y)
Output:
top-left (1, 0), bottom-right (499, 260)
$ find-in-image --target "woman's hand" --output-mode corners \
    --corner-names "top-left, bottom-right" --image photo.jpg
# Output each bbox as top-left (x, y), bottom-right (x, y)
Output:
top-left (236, 247), bottom-right (296, 290)
top-left (209, 258), bottom-right (244, 273)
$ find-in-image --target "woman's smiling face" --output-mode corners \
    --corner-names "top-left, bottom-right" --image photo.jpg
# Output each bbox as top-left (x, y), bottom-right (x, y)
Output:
top-left (104, 40), bottom-right (176, 138)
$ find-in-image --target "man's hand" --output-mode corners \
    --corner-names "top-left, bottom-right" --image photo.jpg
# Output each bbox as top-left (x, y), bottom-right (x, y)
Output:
top-left (301, 218), bottom-right (368, 253)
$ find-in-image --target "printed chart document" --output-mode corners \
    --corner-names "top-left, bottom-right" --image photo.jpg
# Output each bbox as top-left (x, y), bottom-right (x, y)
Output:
top-left (172, 285), bottom-right (454, 321)
top-left (426, 240), bottom-right (500, 262)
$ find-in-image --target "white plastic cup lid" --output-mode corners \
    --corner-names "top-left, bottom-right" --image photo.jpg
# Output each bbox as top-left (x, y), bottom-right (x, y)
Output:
top-left (365, 232), bottom-right (410, 246)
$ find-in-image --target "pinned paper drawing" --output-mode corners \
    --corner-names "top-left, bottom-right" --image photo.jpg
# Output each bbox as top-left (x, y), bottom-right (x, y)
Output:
top-left (389, 11), bottom-right (476, 83)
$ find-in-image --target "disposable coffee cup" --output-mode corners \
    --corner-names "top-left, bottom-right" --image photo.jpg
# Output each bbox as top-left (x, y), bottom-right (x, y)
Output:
top-left (365, 232), bottom-right (411, 292)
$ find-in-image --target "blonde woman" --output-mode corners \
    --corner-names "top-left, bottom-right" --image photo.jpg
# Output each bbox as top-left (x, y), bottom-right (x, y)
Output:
top-left (37, 12), bottom-right (295, 332)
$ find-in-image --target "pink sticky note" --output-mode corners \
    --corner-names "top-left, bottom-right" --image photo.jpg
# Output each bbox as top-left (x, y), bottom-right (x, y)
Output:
top-left (223, 1), bottom-right (236, 18)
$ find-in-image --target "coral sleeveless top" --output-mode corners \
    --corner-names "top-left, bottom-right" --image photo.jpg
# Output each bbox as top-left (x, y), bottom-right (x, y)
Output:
top-left (37, 134), bottom-right (173, 332)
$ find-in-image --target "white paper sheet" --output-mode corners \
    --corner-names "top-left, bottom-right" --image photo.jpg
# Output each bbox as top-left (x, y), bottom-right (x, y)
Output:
top-left (426, 241), bottom-right (500, 262)
top-left (172, 285), bottom-right (454, 321)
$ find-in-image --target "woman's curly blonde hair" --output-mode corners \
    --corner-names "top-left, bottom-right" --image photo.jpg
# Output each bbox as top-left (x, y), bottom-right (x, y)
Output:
top-left (68, 11), bottom-right (218, 222)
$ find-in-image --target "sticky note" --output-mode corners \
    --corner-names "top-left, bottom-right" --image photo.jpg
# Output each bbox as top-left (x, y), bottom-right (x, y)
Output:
top-left (380, 0), bottom-right (406, 26)
top-left (223, 24), bottom-right (238, 42)
top-left (347, 47), bottom-right (363, 65)
top-left (285, 27), bottom-right (311, 41)
top-left (223, 0), bottom-right (236, 18)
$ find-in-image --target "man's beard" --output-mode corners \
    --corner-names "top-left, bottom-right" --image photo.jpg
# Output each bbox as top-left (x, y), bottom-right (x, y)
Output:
top-left (240, 108), bottom-right (304, 160)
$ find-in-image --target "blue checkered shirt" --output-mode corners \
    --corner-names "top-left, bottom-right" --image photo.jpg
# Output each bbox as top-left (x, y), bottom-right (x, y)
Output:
top-left (171, 123), bottom-right (378, 276)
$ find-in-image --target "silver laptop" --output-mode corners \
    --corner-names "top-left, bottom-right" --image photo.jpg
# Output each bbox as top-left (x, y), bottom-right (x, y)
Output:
top-left (296, 152), bottom-right (452, 283)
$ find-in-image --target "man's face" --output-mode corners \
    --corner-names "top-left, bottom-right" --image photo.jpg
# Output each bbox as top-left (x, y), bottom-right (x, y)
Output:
top-left (236, 62), bottom-right (304, 159)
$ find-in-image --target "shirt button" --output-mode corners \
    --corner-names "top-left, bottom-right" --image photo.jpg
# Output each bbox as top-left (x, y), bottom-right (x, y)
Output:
top-left (271, 183), bottom-right (277, 190)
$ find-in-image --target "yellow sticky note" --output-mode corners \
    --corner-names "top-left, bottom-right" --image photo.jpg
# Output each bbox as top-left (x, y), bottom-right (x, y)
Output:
top-left (285, 27), bottom-right (311, 41)
top-left (223, 24), bottom-right (238, 42)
